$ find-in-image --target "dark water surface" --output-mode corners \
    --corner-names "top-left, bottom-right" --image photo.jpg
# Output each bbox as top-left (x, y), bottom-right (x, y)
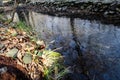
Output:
top-left (29, 12), bottom-right (120, 80)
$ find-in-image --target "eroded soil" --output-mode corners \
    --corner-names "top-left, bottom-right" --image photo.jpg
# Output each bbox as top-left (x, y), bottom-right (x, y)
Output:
top-left (0, 55), bottom-right (32, 80)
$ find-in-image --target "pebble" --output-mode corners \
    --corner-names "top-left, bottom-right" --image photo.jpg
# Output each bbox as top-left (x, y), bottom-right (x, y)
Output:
top-left (0, 44), bottom-right (4, 50)
top-left (0, 67), bottom-right (7, 74)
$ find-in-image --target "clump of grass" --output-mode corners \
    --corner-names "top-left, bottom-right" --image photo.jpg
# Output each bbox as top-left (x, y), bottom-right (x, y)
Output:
top-left (31, 49), bottom-right (68, 80)
top-left (26, 49), bottom-right (68, 80)
top-left (0, 13), bottom-right (7, 23)
top-left (14, 21), bottom-right (33, 34)
top-left (42, 50), bottom-right (68, 80)
top-left (43, 62), bottom-right (69, 80)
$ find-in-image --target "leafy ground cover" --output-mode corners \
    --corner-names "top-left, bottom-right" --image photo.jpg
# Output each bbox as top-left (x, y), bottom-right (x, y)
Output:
top-left (0, 22), bottom-right (67, 80)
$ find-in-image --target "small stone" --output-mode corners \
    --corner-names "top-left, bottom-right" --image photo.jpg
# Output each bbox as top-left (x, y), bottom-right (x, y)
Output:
top-left (104, 11), bottom-right (108, 16)
top-left (6, 48), bottom-right (18, 58)
top-left (23, 53), bottom-right (32, 64)
top-left (109, 11), bottom-right (115, 14)
top-left (116, 8), bottom-right (120, 12)
top-left (0, 44), bottom-right (4, 50)
top-left (0, 67), bottom-right (7, 74)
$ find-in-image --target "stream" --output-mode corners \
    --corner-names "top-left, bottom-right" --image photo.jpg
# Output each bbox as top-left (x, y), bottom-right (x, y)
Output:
top-left (29, 12), bottom-right (120, 80)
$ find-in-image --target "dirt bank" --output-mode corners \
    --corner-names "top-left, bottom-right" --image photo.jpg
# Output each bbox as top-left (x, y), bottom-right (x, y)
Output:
top-left (0, 55), bottom-right (32, 80)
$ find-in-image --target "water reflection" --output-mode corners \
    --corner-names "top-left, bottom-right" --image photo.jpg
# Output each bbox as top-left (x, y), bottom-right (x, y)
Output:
top-left (29, 12), bottom-right (120, 80)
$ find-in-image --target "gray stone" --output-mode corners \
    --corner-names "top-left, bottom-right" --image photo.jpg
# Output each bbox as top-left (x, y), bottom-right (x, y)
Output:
top-left (0, 67), bottom-right (7, 74)
top-left (6, 48), bottom-right (18, 58)
top-left (0, 44), bottom-right (4, 50)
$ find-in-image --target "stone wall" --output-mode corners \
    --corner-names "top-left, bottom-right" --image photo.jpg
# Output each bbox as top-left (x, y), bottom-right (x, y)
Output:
top-left (30, 0), bottom-right (120, 3)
